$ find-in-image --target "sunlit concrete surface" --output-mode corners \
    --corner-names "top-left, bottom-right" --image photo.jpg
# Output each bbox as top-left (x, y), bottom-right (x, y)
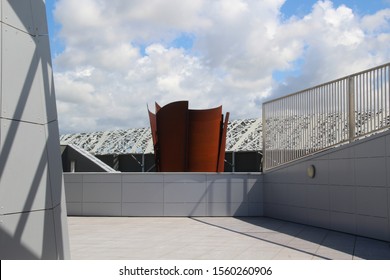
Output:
top-left (68, 217), bottom-right (390, 260)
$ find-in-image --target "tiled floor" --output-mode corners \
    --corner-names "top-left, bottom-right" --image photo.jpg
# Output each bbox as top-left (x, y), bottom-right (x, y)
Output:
top-left (68, 216), bottom-right (390, 260)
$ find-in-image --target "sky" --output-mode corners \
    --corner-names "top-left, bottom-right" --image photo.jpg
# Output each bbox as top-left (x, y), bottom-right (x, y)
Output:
top-left (44, 0), bottom-right (390, 134)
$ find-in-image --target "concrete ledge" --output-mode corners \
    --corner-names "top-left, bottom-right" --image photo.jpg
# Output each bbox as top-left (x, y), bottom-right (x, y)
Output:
top-left (64, 172), bottom-right (263, 217)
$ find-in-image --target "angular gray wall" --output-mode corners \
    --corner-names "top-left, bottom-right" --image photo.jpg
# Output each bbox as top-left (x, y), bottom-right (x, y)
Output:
top-left (0, 0), bottom-right (70, 259)
top-left (64, 173), bottom-right (263, 217)
top-left (264, 130), bottom-right (390, 242)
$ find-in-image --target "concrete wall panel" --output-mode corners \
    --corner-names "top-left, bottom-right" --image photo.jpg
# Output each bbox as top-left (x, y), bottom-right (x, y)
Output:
top-left (386, 135), bottom-right (390, 157)
top-left (1, 26), bottom-right (45, 124)
top-left (207, 183), bottom-right (248, 203)
top-left (64, 172), bottom-right (263, 217)
top-left (355, 158), bottom-right (386, 187)
top-left (306, 185), bottom-right (329, 211)
top-left (329, 185), bottom-right (355, 214)
top-left (355, 137), bottom-right (386, 158)
top-left (0, 120), bottom-right (52, 214)
top-left (64, 183), bottom-right (83, 203)
top-left (83, 203), bottom-right (121, 216)
top-left (122, 203), bottom-right (164, 216)
top-left (356, 215), bottom-right (389, 241)
top-left (164, 183), bottom-right (207, 203)
top-left (0, 1), bottom-right (69, 259)
top-left (164, 202), bottom-right (206, 216)
top-left (36, 36), bottom-right (57, 123)
top-left (207, 202), bottom-right (248, 216)
top-left (0, 210), bottom-right (57, 259)
top-left (2, 0), bottom-right (34, 34)
top-left (46, 122), bottom-right (65, 205)
top-left (82, 174), bottom-right (121, 183)
top-left (122, 174), bottom-right (164, 183)
top-left (122, 182), bottom-right (164, 203)
top-left (328, 159), bottom-right (355, 186)
top-left (31, 0), bottom-right (49, 35)
top-left (356, 187), bottom-right (388, 218)
top-left (330, 212), bottom-right (356, 233)
top-left (83, 183), bottom-right (121, 203)
top-left (264, 129), bottom-right (390, 242)
top-left (66, 202), bottom-right (82, 216)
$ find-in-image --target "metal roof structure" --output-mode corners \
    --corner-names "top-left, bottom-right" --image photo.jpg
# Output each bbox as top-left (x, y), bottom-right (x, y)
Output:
top-left (60, 118), bottom-right (262, 155)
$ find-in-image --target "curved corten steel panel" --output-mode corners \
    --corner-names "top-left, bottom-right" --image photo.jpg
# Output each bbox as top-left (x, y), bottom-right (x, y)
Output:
top-left (148, 101), bottom-right (229, 172)
top-left (156, 101), bottom-right (189, 171)
top-left (187, 107), bottom-right (222, 171)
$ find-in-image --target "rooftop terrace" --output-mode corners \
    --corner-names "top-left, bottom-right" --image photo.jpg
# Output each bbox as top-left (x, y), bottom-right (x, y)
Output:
top-left (68, 216), bottom-right (390, 260)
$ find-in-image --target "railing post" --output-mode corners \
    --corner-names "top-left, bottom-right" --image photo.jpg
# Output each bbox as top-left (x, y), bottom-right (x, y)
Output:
top-left (348, 76), bottom-right (356, 142)
top-left (262, 104), bottom-right (266, 171)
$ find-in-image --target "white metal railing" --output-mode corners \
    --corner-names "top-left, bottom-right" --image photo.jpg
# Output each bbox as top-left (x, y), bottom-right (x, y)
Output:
top-left (262, 62), bottom-right (390, 170)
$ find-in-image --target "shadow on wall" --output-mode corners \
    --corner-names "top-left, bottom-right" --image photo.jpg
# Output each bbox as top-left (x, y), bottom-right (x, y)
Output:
top-left (0, 0), bottom-right (68, 259)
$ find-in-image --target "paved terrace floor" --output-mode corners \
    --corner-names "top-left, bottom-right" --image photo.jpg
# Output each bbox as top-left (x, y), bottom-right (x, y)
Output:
top-left (68, 216), bottom-right (390, 260)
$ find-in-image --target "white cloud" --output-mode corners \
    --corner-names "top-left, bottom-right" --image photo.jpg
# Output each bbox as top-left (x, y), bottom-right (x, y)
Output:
top-left (52, 0), bottom-right (390, 134)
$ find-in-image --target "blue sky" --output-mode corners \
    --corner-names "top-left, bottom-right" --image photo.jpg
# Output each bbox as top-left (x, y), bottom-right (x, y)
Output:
top-left (44, 0), bottom-right (390, 134)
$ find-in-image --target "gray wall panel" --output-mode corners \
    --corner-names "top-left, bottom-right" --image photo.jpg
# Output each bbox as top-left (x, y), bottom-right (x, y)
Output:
top-left (310, 160), bottom-right (329, 185)
top-left (122, 182), bottom-right (164, 203)
top-left (122, 174), bottom-right (164, 183)
top-left (31, 0), bottom-right (49, 35)
top-left (264, 129), bottom-right (390, 241)
top-left (164, 183), bottom-right (207, 203)
top-left (0, 1), bottom-right (69, 259)
top-left (164, 173), bottom-right (207, 183)
top-left (306, 185), bottom-right (330, 210)
top-left (66, 202), bottom-right (82, 216)
top-left (2, 0), bottom-right (34, 34)
top-left (355, 137), bottom-right (386, 158)
top-left (306, 209), bottom-right (330, 228)
top-left (207, 183), bottom-right (248, 203)
top-left (328, 159), bottom-right (355, 186)
top-left (0, 210), bottom-right (57, 259)
top-left (0, 120), bottom-right (52, 214)
top-left (82, 174), bottom-right (121, 183)
top-left (64, 183), bottom-right (83, 202)
top-left (46, 122), bottom-right (65, 206)
top-left (83, 183), bottom-right (121, 203)
top-left (122, 203), bottom-right (164, 216)
top-left (328, 146), bottom-right (354, 159)
top-left (207, 202), bottom-right (248, 216)
top-left (248, 203), bottom-right (263, 216)
top-left (64, 173), bottom-right (263, 218)
top-left (330, 212), bottom-right (356, 233)
top-left (1, 26), bottom-right (45, 124)
top-left (285, 163), bottom-right (308, 184)
top-left (355, 157), bottom-right (387, 187)
top-left (248, 183), bottom-right (263, 203)
top-left (329, 185), bottom-right (355, 214)
top-left (356, 187), bottom-right (388, 218)
top-left (164, 202), bottom-right (207, 216)
top-left (287, 184), bottom-right (306, 207)
top-left (386, 135), bottom-right (390, 157)
top-left (83, 203), bottom-right (121, 216)
top-left (356, 215), bottom-right (389, 241)
top-left (64, 173), bottom-right (83, 183)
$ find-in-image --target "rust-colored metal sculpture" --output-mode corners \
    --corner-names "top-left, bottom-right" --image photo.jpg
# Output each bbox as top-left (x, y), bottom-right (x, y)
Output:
top-left (148, 101), bottom-right (229, 172)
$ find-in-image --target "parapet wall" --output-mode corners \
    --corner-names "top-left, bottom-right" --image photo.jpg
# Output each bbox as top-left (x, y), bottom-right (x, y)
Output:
top-left (64, 173), bottom-right (263, 217)
top-left (264, 129), bottom-right (390, 242)
top-left (64, 129), bottom-right (390, 242)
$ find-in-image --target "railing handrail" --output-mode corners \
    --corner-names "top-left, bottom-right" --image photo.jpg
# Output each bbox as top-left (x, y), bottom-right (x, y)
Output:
top-left (262, 62), bottom-right (390, 171)
top-left (263, 62), bottom-right (390, 105)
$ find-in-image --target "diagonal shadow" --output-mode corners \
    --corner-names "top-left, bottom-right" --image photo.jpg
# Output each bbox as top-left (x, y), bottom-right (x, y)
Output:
top-left (0, 0), bottom-right (67, 259)
top-left (190, 217), bottom-right (331, 259)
